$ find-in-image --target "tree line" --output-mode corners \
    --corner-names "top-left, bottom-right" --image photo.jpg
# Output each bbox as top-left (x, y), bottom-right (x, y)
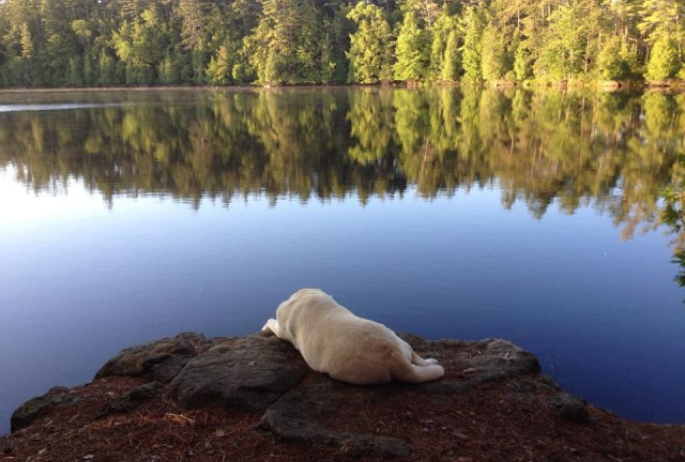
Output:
top-left (0, 0), bottom-right (684, 87)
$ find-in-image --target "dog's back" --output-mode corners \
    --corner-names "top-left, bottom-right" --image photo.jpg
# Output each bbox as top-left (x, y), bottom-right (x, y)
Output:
top-left (264, 289), bottom-right (444, 385)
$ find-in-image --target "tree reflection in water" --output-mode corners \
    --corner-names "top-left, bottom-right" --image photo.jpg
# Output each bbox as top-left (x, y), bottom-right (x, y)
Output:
top-left (1, 87), bottom-right (684, 284)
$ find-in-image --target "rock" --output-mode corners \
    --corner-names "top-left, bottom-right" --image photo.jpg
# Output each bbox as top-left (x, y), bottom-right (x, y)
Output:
top-left (95, 401), bottom-right (134, 420)
top-left (94, 332), bottom-right (216, 383)
top-left (96, 381), bottom-right (165, 419)
top-left (167, 334), bottom-right (310, 411)
top-left (258, 375), bottom-right (411, 458)
top-left (550, 392), bottom-right (590, 424)
top-left (254, 336), bottom-right (541, 458)
top-left (128, 381), bottom-right (164, 402)
top-left (10, 387), bottom-right (76, 432)
top-left (463, 338), bottom-right (541, 382)
top-left (12, 331), bottom-right (547, 456)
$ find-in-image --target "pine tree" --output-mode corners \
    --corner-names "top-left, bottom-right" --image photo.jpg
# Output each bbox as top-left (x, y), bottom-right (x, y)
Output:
top-left (158, 54), bottom-right (180, 85)
top-left (206, 45), bottom-right (231, 85)
top-left (178, 0), bottom-right (206, 51)
top-left (394, 10), bottom-right (429, 82)
top-left (513, 42), bottom-right (531, 81)
top-left (346, 2), bottom-right (394, 84)
top-left (244, 0), bottom-right (321, 84)
top-left (97, 49), bottom-right (116, 85)
top-left (645, 34), bottom-right (681, 81)
top-left (597, 36), bottom-right (630, 81)
top-left (441, 29), bottom-right (460, 82)
top-left (533, 4), bottom-right (586, 81)
top-left (428, 10), bottom-right (457, 81)
top-left (459, 7), bottom-right (485, 83)
top-left (480, 23), bottom-right (508, 81)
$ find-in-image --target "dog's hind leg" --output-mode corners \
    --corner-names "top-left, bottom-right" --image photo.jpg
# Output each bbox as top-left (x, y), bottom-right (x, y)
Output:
top-left (392, 353), bottom-right (445, 383)
top-left (411, 351), bottom-right (440, 366)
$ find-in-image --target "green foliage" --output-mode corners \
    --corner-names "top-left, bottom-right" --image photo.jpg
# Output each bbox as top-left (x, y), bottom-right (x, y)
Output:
top-left (441, 29), bottom-right (460, 82)
top-left (534, 4), bottom-right (587, 81)
top-left (244, 0), bottom-right (321, 84)
top-left (646, 35), bottom-right (681, 81)
top-left (597, 36), bottom-right (631, 81)
top-left (0, 0), bottom-right (683, 86)
top-left (513, 43), bottom-right (532, 81)
top-left (346, 3), bottom-right (394, 84)
top-left (480, 23), bottom-right (509, 81)
top-left (394, 11), bottom-right (429, 82)
top-left (459, 7), bottom-right (485, 83)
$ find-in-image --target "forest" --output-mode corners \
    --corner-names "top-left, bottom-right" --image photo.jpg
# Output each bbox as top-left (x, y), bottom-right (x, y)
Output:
top-left (0, 0), bottom-right (683, 87)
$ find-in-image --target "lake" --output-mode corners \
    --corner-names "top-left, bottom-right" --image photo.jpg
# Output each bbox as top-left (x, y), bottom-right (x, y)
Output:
top-left (1, 87), bottom-right (684, 435)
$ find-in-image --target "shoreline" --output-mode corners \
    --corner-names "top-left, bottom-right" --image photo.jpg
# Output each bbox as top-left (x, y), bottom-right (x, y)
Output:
top-left (1, 79), bottom-right (685, 95)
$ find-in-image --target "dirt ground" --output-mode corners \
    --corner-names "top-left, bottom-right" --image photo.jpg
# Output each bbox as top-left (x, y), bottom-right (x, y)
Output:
top-left (1, 375), bottom-right (684, 462)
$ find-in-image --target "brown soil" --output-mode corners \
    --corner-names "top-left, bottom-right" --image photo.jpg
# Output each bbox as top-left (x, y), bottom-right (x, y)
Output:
top-left (1, 376), bottom-right (684, 462)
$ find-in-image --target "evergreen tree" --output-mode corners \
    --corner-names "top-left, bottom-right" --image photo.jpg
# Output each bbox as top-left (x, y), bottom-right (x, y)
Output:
top-left (597, 36), bottom-right (631, 81)
top-left (244, 0), bottom-right (320, 84)
top-left (533, 4), bottom-right (586, 81)
top-left (428, 10), bottom-right (457, 81)
top-left (459, 7), bottom-right (485, 83)
top-left (112, 7), bottom-right (167, 85)
top-left (399, 0), bottom-right (441, 30)
top-left (639, 0), bottom-right (683, 45)
top-left (97, 49), bottom-right (117, 85)
top-left (0, 0), bottom-right (683, 87)
top-left (441, 29), bottom-right (460, 82)
top-left (480, 23), bottom-right (509, 81)
top-left (206, 45), bottom-right (232, 85)
top-left (346, 2), bottom-right (394, 84)
top-left (178, 0), bottom-right (206, 51)
top-left (646, 34), bottom-right (681, 81)
top-left (513, 42), bottom-right (532, 81)
top-left (394, 10), bottom-right (429, 82)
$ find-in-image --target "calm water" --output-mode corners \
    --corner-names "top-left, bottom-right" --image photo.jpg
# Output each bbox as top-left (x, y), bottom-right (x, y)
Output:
top-left (1, 88), bottom-right (685, 435)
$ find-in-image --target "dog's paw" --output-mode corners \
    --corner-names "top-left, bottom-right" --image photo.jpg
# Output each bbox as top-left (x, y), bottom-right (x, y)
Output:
top-left (262, 318), bottom-right (278, 335)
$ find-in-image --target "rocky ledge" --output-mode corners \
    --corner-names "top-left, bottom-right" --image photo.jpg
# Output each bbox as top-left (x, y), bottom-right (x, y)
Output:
top-left (3, 332), bottom-right (685, 462)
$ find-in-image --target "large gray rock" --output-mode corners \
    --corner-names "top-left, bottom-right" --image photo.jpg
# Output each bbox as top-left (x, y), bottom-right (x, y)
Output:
top-left (94, 332), bottom-right (216, 383)
top-left (167, 334), bottom-right (310, 411)
top-left (258, 374), bottom-right (412, 458)
top-left (255, 334), bottom-right (542, 458)
top-left (12, 330), bottom-right (544, 457)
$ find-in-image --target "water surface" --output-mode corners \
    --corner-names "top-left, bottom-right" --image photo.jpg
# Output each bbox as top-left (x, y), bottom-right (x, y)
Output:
top-left (1, 88), bottom-right (684, 435)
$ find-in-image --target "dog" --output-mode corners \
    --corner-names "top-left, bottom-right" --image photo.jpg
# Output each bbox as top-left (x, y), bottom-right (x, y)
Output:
top-left (262, 288), bottom-right (445, 385)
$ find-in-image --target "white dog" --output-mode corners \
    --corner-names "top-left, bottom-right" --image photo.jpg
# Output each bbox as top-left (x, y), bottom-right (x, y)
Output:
top-left (262, 288), bottom-right (445, 385)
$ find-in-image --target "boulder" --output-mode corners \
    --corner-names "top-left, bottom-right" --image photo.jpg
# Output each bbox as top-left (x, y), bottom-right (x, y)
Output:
top-left (95, 381), bottom-right (165, 419)
top-left (167, 334), bottom-right (310, 411)
top-left (13, 330), bottom-right (545, 458)
top-left (94, 332), bottom-right (216, 383)
top-left (550, 392), bottom-right (590, 424)
top-left (258, 374), bottom-right (412, 458)
top-left (11, 387), bottom-right (77, 433)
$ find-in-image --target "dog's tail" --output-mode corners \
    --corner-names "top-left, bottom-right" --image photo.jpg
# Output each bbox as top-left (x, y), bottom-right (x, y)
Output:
top-left (390, 354), bottom-right (445, 383)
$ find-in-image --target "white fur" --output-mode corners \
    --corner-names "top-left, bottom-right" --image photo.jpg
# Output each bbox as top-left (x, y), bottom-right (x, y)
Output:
top-left (262, 288), bottom-right (445, 385)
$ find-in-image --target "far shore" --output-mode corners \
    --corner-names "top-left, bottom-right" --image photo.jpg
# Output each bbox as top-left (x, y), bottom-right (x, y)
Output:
top-left (1, 79), bottom-right (685, 95)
